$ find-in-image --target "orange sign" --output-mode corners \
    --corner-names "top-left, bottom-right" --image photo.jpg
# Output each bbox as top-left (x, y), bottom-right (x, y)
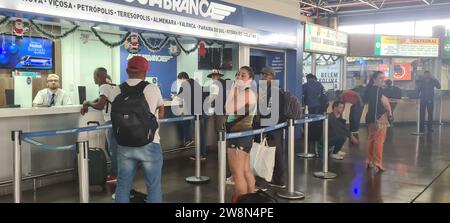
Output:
top-left (393, 64), bottom-right (411, 81)
top-left (377, 64), bottom-right (411, 81)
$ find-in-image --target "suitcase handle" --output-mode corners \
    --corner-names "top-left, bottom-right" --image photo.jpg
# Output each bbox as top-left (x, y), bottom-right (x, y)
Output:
top-left (87, 121), bottom-right (101, 126)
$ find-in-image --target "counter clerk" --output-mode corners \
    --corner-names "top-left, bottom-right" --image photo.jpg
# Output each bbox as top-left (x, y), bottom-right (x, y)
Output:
top-left (33, 74), bottom-right (72, 107)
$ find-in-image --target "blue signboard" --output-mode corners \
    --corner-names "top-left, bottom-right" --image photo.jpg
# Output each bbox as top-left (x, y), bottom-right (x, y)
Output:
top-left (120, 43), bottom-right (177, 99)
top-left (102, 0), bottom-right (299, 48)
top-left (104, 0), bottom-right (243, 23)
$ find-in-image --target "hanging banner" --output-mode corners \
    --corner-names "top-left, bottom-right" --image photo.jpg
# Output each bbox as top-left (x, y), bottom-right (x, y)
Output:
top-left (375, 35), bottom-right (439, 57)
top-left (1, 0), bottom-right (259, 44)
top-left (304, 24), bottom-right (348, 55)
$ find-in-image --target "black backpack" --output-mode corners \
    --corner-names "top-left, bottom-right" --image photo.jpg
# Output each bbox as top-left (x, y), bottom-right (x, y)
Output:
top-left (281, 90), bottom-right (302, 120)
top-left (111, 81), bottom-right (159, 147)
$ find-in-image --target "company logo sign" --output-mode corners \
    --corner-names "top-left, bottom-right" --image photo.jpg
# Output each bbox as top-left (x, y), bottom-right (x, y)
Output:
top-left (127, 54), bottom-right (173, 62)
top-left (123, 0), bottom-right (236, 20)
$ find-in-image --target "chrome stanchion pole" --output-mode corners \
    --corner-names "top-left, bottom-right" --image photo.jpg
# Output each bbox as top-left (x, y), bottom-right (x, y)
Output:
top-left (297, 106), bottom-right (315, 158)
top-left (218, 130), bottom-right (226, 203)
top-left (439, 91), bottom-right (443, 125)
top-left (186, 115), bottom-right (210, 184)
top-left (277, 119), bottom-right (305, 199)
top-left (412, 99), bottom-right (424, 135)
top-left (77, 141), bottom-right (90, 203)
top-left (12, 131), bottom-right (22, 203)
top-left (314, 117), bottom-right (337, 179)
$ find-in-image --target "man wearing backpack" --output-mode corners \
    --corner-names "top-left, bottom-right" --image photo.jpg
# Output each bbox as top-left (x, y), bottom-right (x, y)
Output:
top-left (254, 67), bottom-right (286, 189)
top-left (80, 67), bottom-right (117, 183)
top-left (108, 56), bottom-right (165, 203)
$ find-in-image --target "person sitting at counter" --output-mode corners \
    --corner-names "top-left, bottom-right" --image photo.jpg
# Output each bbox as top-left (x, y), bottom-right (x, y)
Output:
top-left (32, 74), bottom-right (72, 107)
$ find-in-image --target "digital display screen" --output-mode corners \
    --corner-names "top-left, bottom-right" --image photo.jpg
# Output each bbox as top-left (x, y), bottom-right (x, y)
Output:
top-left (0, 35), bottom-right (54, 70)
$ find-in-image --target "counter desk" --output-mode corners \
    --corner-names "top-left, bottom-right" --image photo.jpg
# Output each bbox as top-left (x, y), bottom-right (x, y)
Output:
top-left (0, 101), bottom-right (193, 187)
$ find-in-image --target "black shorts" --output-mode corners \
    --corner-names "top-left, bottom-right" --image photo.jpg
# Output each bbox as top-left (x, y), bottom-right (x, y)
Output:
top-left (227, 135), bottom-right (253, 153)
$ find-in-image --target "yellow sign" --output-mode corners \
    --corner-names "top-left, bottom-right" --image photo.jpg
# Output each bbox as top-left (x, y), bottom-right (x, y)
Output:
top-left (375, 35), bottom-right (439, 57)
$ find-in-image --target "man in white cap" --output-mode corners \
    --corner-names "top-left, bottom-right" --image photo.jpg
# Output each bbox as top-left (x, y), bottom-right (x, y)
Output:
top-left (33, 74), bottom-right (72, 107)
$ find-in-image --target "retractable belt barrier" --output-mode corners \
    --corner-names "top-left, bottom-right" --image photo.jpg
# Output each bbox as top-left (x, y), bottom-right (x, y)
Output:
top-left (225, 114), bottom-right (326, 140)
top-left (12, 116), bottom-right (195, 203)
top-left (217, 114), bottom-right (328, 203)
top-left (19, 116), bottom-right (196, 151)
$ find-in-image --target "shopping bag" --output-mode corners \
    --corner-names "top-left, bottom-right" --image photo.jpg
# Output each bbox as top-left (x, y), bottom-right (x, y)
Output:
top-left (249, 138), bottom-right (276, 182)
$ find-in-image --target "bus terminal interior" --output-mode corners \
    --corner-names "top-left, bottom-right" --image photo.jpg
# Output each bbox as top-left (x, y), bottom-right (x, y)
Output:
top-left (1, 0), bottom-right (450, 204)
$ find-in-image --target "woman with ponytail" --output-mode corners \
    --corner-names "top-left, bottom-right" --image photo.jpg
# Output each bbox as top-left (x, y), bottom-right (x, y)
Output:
top-left (364, 71), bottom-right (392, 172)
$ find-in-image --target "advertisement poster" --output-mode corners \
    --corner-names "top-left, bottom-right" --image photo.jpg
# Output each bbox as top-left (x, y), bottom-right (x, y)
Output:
top-left (120, 44), bottom-right (177, 98)
top-left (316, 60), bottom-right (341, 90)
top-left (0, 35), bottom-right (54, 70)
top-left (375, 35), bottom-right (439, 57)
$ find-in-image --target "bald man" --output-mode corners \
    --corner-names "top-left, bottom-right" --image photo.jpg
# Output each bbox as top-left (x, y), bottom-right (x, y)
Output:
top-left (33, 74), bottom-right (72, 107)
top-left (80, 67), bottom-right (118, 182)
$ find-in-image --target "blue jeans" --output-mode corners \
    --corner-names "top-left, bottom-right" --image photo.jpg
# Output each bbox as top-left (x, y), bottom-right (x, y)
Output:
top-left (115, 143), bottom-right (163, 203)
top-left (180, 120), bottom-right (193, 143)
top-left (179, 117), bottom-right (206, 157)
top-left (105, 124), bottom-right (118, 177)
top-left (199, 116), bottom-right (206, 157)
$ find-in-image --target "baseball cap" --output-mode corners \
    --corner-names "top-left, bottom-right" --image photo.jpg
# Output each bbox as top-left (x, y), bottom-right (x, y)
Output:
top-left (127, 56), bottom-right (149, 73)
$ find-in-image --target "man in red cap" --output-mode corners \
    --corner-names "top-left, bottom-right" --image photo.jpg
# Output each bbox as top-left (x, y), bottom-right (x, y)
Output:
top-left (106, 56), bottom-right (165, 203)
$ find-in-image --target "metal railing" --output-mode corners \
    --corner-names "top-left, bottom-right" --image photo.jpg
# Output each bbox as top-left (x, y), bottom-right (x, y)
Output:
top-left (217, 114), bottom-right (329, 203)
top-left (11, 116), bottom-right (198, 203)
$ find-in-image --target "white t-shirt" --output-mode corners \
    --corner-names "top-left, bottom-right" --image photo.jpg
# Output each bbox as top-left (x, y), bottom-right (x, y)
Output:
top-left (208, 81), bottom-right (220, 114)
top-left (107, 79), bottom-right (164, 144)
top-left (33, 88), bottom-right (73, 106)
top-left (98, 84), bottom-right (115, 122)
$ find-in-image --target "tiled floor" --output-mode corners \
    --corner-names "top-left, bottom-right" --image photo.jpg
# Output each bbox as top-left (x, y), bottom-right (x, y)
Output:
top-left (1, 125), bottom-right (450, 203)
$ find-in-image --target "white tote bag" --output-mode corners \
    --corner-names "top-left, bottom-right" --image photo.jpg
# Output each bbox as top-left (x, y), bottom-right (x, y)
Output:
top-left (249, 137), bottom-right (276, 182)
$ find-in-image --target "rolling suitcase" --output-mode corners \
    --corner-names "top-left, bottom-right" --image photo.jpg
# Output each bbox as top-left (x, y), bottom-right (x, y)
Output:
top-left (75, 121), bottom-right (108, 191)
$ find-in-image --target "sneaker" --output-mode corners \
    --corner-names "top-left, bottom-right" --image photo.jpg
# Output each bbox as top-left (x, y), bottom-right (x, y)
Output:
top-left (111, 190), bottom-right (143, 201)
top-left (189, 155), bottom-right (206, 161)
top-left (255, 186), bottom-right (268, 192)
top-left (226, 177), bottom-right (235, 185)
top-left (337, 151), bottom-right (346, 156)
top-left (268, 182), bottom-right (286, 189)
top-left (330, 153), bottom-right (344, 160)
top-left (183, 140), bottom-right (195, 147)
top-left (106, 174), bottom-right (117, 183)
